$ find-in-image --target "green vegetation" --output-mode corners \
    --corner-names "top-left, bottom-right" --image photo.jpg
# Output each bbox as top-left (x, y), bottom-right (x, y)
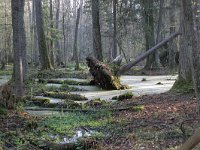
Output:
top-left (85, 98), bottom-right (110, 108)
top-left (44, 92), bottom-right (88, 101)
top-left (30, 69), bottom-right (89, 79)
top-left (45, 100), bottom-right (82, 109)
top-left (43, 111), bottom-right (112, 136)
top-left (131, 105), bottom-right (145, 111)
top-left (0, 70), bottom-right (12, 76)
top-left (31, 97), bottom-right (50, 106)
top-left (63, 80), bottom-right (89, 85)
top-left (112, 92), bottom-right (133, 101)
top-left (39, 79), bottom-right (90, 85)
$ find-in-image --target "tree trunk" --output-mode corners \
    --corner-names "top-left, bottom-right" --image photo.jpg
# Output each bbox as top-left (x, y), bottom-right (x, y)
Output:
top-left (62, 0), bottom-right (67, 67)
top-left (172, 2), bottom-right (193, 90)
top-left (112, 0), bottom-right (118, 59)
top-left (141, 0), bottom-right (156, 70)
top-left (168, 0), bottom-right (178, 70)
top-left (11, 0), bottom-right (26, 98)
top-left (73, 0), bottom-right (83, 70)
top-left (178, 129), bottom-right (200, 150)
top-left (181, 0), bottom-right (200, 115)
top-left (35, 0), bottom-right (53, 70)
top-left (154, 0), bottom-right (164, 68)
top-left (49, 0), bottom-right (55, 67)
top-left (86, 56), bottom-right (127, 90)
top-left (55, 0), bottom-right (61, 66)
top-left (91, 0), bottom-right (103, 61)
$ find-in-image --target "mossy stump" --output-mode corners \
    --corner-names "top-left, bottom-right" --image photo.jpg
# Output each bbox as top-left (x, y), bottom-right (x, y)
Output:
top-left (86, 56), bottom-right (127, 90)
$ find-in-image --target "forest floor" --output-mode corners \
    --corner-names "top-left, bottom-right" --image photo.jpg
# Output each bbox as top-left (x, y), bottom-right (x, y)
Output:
top-left (0, 92), bottom-right (199, 149)
top-left (0, 67), bottom-right (199, 149)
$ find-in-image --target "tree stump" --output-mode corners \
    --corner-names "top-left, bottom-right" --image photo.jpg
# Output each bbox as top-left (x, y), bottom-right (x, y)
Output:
top-left (86, 56), bottom-right (127, 90)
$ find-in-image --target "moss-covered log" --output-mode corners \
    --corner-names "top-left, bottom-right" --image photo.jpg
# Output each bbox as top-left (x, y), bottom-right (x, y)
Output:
top-left (86, 56), bottom-right (127, 90)
top-left (43, 92), bottom-right (88, 101)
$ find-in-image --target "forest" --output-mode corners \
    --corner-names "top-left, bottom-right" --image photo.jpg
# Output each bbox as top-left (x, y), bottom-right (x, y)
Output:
top-left (0, 0), bottom-right (200, 149)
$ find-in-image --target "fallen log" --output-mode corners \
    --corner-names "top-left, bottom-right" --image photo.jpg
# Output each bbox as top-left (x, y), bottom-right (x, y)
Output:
top-left (117, 32), bottom-right (181, 75)
top-left (86, 56), bottom-right (127, 90)
top-left (178, 128), bottom-right (200, 150)
top-left (25, 106), bottom-right (136, 112)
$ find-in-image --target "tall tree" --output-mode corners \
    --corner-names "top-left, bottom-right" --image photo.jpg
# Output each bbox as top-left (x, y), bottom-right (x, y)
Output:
top-left (154, 0), bottom-right (164, 68)
top-left (112, 0), bottom-right (117, 59)
top-left (168, 0), bottom-right (178, 70)
top-left (91, 0), bottom-right (103, 61)
top-left (49, 0), bottom-right (55, 67)
top-left (11, 0), bottom-right (26, 98)
top-left (35, 0), bottom-right (53, 70)
top-left (141, 0), bottom-right (156, 70)
top-left (181, 0), bottom-right (200, 115)
top-left (73, 0), bottom-right (83, 70)
top-left (55, 0), bottom-right (61, 65)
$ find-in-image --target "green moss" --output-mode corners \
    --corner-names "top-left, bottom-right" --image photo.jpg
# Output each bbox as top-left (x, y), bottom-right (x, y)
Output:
top-left (63, 80), bottom-right (89, 85)
top-left (171, 79), bottom-right (194, 93)
top-left (46, 100), bottom-right (82, 109)
top-left (59, 84), bottom-right (83, 91)
top-left (131, 105), bottom-right (144, 111)
top-left (0, 70), bottom-right (12, 76)
top-left (112, 76), bottom-right (129, 90)
top-left (85, 99), bottom-right (110, 108)
top-left (44, 92), bottom-right (88, 101)
top-left (30, 69), bottom-right (89, 79)
top-left (31, 98), bottom-right (50, 106)
top-left (112, 92), bottom-right (133, 101)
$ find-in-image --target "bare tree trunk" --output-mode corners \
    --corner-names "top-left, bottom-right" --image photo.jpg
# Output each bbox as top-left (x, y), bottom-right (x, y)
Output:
top-left (55, 0), bottom-right (61, 66)
top-left (11, 0), bottom-right (26, 98)
top-left (141, 0), bottom-right (156, 70)
top-left (112, 0), bottom-right (117, 59)
top-left (32, 0), bottom-right (39, 66)
top-left (73, 0), bottom-right (83, 70)
top-left (91, 0), bottom-right (103, 61)
top-left (154, 0), bottom-right (164, 68)
top-left (49, 0), bottom-right (55, 67)
top-left (62, 0), bottom-right (67, 67)
top-left (35, 0), bottom-right (53, 70)
top-left (168, 0), bottom-right (178, 70)
top-left (181, 0), bottom-right (200, 115)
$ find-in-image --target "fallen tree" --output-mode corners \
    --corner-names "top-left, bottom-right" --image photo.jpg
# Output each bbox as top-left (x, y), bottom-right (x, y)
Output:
top-left (86, 32), bottom-right (181, 90)
top-left (117, 32), bottom-right (181, 75)
top-left (86, 56), bottom-right (127, 90)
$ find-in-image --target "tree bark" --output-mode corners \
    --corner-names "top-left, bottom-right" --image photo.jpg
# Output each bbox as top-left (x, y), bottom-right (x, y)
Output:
top-left (141, 0), bottom-right (156, 70)
top-left (112, 0), bottom-right (118, 59)
top-left (181, 0), bottom-right (200, 115)
top-left (91, 0), bottom-right (103, 61)
top-left (49, 0), bottom-right (55, 67)
top-left (35, 0), bottom-right (53, 70)
top-left (73, 0), bottom-right (83, 70)
top-left (11, 0), bottom-right (26, 98)
top-left (55, 0), bottom-right (61, 66)
top-left (154, 0), bottom-right (164, 68)
top-left (168, 0), bottom-right (178, 70)
top-left (86, 56), bottom-right (126, 90)
top-left (178, 129), bottom-right (200, 150)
